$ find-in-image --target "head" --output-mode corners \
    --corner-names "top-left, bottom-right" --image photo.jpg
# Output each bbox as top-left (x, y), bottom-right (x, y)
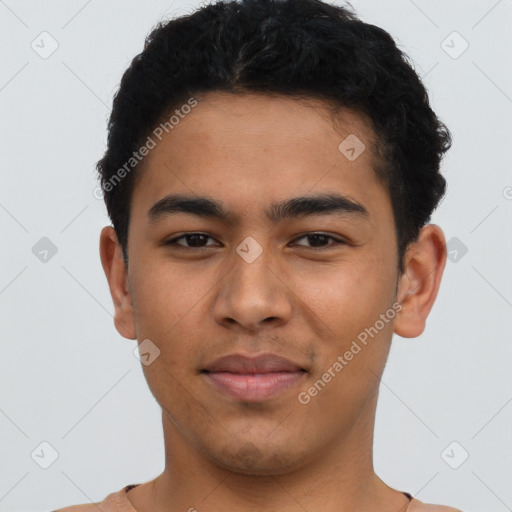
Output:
top-left (99, 0), bottom-right (451, 475)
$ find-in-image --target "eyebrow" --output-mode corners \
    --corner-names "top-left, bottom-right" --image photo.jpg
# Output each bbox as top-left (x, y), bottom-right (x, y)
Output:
top-left (147, 192), bottom-right (369, 225)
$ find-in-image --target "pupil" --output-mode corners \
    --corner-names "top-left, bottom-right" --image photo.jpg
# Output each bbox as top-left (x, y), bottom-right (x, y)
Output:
top-left (309, 234), bottom-right (327, 246)
top-left (188, 234), bottom-right (206, 247)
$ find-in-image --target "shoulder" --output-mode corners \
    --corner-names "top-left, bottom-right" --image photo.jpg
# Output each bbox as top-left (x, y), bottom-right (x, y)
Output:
top-left (410, 497), bottom-right (464, 512)
top-left (53, 483), bottom-right (143, 512)
top-left (52, 487), bottom-right (129, 512)
top-left (52, 504), bottom-right (101, 512)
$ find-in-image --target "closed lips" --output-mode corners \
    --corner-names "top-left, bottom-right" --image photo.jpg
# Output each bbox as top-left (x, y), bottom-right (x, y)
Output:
top-left (201, 353), bottom-right (308, 402)
top-left (202, 353), bottom-right (307, 374)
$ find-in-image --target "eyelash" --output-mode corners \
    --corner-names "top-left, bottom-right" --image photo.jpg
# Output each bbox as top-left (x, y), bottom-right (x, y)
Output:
top-left (164, 232), bottom-right (347, 251)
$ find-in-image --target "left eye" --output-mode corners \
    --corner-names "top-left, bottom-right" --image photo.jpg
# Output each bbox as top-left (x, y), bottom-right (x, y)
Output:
top-left (291, 233), bottom-right (345, 249)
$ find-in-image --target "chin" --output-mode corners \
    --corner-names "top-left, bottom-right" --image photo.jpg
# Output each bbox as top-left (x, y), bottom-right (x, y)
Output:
top-left (207, 438), bottom-right (309, 476)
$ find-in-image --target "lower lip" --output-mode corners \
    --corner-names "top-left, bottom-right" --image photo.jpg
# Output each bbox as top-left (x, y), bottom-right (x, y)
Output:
top-left (203, 371), bottom-right (307, 401)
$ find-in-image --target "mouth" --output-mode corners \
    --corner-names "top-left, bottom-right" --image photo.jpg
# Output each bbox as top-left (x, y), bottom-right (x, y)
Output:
top-left (201, 353), bottom-right (308, 401)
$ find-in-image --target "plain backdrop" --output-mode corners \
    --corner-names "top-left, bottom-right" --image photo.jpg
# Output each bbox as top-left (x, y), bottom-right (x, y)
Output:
top-left (1, 1), bottom-right (511, 511)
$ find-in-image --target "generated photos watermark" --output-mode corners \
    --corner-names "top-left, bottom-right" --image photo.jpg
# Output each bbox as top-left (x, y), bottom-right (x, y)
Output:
top-left (298, 301), bottom-right (403, 404)
top-left (93, 97), bottom-right (198, 199)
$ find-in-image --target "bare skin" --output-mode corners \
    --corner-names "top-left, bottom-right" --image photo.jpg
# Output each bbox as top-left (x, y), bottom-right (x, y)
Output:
top-left (99, 92), bottom-right (447, 512)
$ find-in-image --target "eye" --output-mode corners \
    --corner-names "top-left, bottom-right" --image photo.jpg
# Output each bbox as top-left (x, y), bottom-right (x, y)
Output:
top-left (163, 232), bottom-right (346, 251)
top-left (291, 232), bottom-right (346, 250)
top-left (164, 233), bottom-right (219, 248)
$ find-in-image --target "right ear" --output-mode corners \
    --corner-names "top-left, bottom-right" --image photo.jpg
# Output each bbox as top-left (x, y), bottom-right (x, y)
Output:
top-left (99, 226), bottom-right (137, 340)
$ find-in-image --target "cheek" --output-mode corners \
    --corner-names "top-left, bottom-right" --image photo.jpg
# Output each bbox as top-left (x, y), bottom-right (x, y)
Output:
top-left (130, 260), bottom-right (207, 336)
top-left (129, 264), bottom-right (203, 403)
top-left (294, 264), bottom-right (395, 423)
top-left (291, 258), bottom-right (393, 333)
top-left (289, 255), bottom-right (397, 391)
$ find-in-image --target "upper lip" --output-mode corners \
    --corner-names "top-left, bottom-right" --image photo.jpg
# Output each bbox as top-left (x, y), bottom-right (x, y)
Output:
top-left (203, 353), bottom-right (306, 374)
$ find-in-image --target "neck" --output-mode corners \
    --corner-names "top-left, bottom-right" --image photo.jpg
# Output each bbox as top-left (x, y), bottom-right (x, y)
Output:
top-left (129, 390), bottom-right (409, 512)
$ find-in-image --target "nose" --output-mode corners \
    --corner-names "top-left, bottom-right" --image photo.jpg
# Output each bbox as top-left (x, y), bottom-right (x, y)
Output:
top-left (213, 244), bottom-right (293, 332)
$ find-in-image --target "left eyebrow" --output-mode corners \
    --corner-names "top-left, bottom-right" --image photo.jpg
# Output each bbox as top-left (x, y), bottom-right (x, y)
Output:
top-left (266, 193), bottom-right (369, 223)
top-left (147, 192), bottom-right (369, 225)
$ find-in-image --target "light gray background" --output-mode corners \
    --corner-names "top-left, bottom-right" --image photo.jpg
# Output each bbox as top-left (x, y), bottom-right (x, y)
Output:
top-left (1, 1), bottom-right (511, 511)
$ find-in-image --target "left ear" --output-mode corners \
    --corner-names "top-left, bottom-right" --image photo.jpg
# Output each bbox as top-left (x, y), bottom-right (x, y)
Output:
top-left (393, 224), bottom-right (447, 338)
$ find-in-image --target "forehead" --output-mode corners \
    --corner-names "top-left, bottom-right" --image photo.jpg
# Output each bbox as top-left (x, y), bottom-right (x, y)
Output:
top-left (130, 91), bottom-right (389, 225)
top-left (155, 91), bottom-right (376, 154)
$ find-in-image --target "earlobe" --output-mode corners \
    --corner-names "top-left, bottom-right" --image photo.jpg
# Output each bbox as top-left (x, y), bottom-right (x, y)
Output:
top-left (99, 226), bottom-right (137, 340)
top-left (393, 224), bottom-right (447, 338)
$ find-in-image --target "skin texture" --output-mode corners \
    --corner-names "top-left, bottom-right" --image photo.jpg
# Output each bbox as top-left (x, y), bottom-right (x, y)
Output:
top-left (99, 92), bottom-right (447, 512)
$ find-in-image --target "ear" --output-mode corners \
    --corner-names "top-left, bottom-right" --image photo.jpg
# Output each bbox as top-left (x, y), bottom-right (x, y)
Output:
top-left (99, 226), bottom-right (137, 340)
top-left (393, 224), bottom-right (447, 338)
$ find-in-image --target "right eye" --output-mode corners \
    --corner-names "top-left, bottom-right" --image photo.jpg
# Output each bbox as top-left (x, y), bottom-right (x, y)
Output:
top-left (164, 233), bottom-right (220, 249)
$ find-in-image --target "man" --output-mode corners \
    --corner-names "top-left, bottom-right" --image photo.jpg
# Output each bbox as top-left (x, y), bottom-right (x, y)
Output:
top-left (55, 0), bottom-right (462, 510)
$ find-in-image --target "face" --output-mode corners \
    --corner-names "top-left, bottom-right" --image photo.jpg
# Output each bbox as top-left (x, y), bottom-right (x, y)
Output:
top-left (100, 92), bottom-right (444, 475)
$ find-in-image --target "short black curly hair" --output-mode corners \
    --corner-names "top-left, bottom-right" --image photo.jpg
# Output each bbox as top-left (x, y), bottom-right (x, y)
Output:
top-left (96, 0), bottom-right (451, 274)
